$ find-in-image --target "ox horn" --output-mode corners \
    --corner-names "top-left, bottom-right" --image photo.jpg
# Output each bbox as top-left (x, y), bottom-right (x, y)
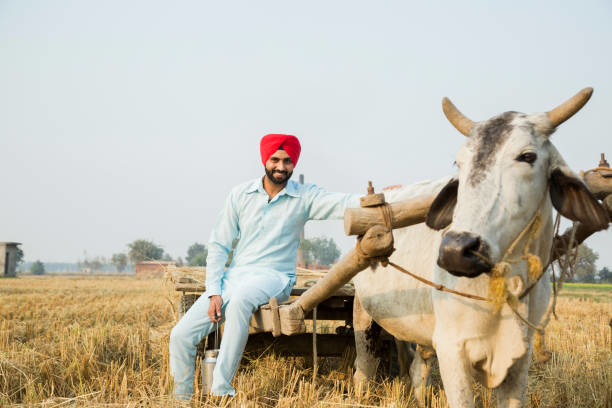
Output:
top-left (442, 97), bottom-right (474, 136)
top-left (547, 87), bottom-right (593, 127)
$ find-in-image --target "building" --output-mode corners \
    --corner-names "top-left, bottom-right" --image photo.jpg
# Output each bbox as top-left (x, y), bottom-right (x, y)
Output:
top-left (134, 260), bottom-right (175, 278)
top-left (1, 242), bottom-right (22, 277)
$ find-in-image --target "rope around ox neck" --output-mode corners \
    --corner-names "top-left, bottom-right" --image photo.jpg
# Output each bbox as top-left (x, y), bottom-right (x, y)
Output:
top-left (361, 197), bottom-right (551, 334)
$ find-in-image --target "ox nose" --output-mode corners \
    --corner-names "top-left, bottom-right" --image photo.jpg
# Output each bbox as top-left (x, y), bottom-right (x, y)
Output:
top-left (437, 231), bottom-right (492, 277)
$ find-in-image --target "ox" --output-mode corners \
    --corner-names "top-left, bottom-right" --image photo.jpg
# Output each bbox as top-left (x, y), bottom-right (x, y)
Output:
top-left (351, 88), bottom-right (609, 408)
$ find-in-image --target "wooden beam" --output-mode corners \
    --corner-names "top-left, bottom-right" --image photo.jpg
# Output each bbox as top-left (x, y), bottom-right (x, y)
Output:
top-left (290, 286), bottom-right (355, 297)
top-left (175, 283), bottom-right (206, 292)
top-left (344, 193), bottom-right (435, 236)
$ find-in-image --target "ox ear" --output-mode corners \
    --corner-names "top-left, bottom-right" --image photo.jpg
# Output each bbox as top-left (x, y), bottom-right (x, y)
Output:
top-left (426, 178), bottom-right (458, 230)
top-left (550, 168), bottom-right (609, 231)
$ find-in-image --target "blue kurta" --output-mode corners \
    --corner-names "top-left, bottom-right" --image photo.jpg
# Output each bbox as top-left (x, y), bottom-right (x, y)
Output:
top-left (206, 177), bottom-right (360, 295)
top-left (170, 177), bottom-right (359, 398)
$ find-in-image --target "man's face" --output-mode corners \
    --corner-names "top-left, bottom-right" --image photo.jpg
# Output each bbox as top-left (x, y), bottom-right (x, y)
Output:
top-left (265, 149), bottom-right (294, 185)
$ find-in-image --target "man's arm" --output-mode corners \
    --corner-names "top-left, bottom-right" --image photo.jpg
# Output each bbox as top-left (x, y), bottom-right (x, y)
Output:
top-left (305, 185), bottom-right (361, 220)
top-left (206, 190), bottom-right (240, 297)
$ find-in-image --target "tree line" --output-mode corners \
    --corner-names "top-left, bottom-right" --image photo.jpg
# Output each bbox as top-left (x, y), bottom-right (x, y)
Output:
top-left (18, 236), bottom-right (341, 275)
top-left (17, 237), bottom-right (611, 282)
top-left (114, 237), bottom-right (340, 268)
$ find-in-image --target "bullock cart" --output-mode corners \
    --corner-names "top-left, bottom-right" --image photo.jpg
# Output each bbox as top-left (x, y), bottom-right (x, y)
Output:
top-left (171, 268), bottom-right (360, 359)
top-left (172, 268), bottom-right (406, 373)
top-left (172, 153), bottom-right (611, 378)
top-left (169, 184), bottom-right (436, 376)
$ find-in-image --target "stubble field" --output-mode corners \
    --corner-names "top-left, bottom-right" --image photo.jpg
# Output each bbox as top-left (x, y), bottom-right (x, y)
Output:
top-left (0, 276), bottom-right (610, 407)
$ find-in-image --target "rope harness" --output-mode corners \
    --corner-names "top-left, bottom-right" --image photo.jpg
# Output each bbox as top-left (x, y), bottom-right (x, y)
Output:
top-left (356, 189), bottom-right (569, 337)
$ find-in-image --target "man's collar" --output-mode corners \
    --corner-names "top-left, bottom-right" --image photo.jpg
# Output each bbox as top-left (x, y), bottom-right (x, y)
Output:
top-left (246, 178), bottom-right (262, 194)
top-left (284, 180), bottom-right (301, 197)
top-left (246, 177), bottom-right (301, 197)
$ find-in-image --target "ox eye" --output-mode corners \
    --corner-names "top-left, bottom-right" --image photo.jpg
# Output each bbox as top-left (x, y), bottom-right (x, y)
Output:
top-left (516, 152), bottom-right (537, 164)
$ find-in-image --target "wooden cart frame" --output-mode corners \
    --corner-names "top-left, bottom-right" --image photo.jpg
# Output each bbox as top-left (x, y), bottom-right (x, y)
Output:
top-left (174, 276), bottom-right (358, 358)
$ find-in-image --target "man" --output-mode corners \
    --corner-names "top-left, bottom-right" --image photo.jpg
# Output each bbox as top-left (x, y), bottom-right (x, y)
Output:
top-left (169, 133), bottom-right (360, 398)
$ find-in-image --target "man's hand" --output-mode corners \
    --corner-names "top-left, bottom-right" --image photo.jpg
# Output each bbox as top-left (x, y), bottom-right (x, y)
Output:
top-left (208, 295), bottom-right (222, 323)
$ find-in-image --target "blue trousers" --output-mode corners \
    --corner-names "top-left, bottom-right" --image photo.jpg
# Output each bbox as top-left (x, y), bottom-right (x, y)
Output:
top-left (169, 269), bottom-right (293, 398)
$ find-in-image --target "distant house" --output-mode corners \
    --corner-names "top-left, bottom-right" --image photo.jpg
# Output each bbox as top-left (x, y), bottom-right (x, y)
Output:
top-left (134, 260), bottom-right (175, 278)
top-left (1, 242), bottom-right (21, 277)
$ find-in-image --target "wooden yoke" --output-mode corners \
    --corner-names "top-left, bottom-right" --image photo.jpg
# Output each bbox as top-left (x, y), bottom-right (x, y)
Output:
top-left (279, 182), bottom-right (432, 335)
top-left (344, 194), bottom-right (436, 236)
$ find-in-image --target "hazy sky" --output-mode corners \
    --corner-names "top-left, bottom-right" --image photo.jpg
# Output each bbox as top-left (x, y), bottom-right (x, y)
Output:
top-left (1, 1), bottom-right (611, 269)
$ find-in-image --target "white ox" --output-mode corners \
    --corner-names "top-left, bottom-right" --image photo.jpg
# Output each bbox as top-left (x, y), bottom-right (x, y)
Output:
top-left (351, 88), bottom-right (609, 408)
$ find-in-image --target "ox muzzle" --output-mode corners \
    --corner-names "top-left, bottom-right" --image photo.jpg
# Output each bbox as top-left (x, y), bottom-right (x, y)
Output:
top-left (437, 231), bottom-right (492, 277)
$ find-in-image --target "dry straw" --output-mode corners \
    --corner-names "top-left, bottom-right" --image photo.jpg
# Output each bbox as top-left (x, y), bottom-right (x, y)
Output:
top-left (1, 276), bottom-right (610, 407)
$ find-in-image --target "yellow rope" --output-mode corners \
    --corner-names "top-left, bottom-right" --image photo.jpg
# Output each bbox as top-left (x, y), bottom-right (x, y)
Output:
top-left (487, 210), bottom-right (543, 312)
top-left (366, 188), bottom-right (555, 337)
top-left (527, 255), bottom-right (543, 282)
top-left (483, 200), bottom-right (565, 340)
top-left (489, 262), bottom-right (511, 313)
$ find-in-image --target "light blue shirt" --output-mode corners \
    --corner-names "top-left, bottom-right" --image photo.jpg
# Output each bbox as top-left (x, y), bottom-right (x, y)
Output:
top-left (205, 177), bottom-right (360, 296)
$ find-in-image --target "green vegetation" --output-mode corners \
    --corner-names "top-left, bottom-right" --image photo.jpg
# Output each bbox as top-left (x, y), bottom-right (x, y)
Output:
top-left (299, 237), bottom-right (341, 267)
top-left (127, 239), bottom-right (164, 263)
top-left (561, 282), bottom-right (612, 290)
top-left (569, 244), bottom-right (598, 281)
top-left (558, 282), bottom-right (611, 302)
top-left (597, 266), bottom-right (612, 283)
top-left (15, 247), bottom-right (24, 267)
top-left (186, 242), bottom-right (207, 266)
top-left (111, 253), bottom-right (128, 272)
top-left (30, 260), bottom-right (45, 275)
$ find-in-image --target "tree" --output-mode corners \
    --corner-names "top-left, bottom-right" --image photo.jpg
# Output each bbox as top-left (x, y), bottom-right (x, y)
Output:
top-left (14, 247), bottom-right (24, 273)
top-left (314, 237), bottom-right (341, 265)
top-left (569, 243), bottom-right (599, 282)
top-left (298, 239), bottom-right (314, 266)
top-left (191, 253), bottom-right (208, 267)
top-left (127, 240), bottom-right (164, 263)
top-left (299, 237), bottom-right (341, 266)
top-left (111, 253), bottom-right (128, 272)
top-left (15, 247), bottom-right (24, 266)
top-left (30, 260), bottom-right (45, 275)
top-left (597, 266), bottom-right (612, 283)
top-left (186, 243), bottom-right (207, 266)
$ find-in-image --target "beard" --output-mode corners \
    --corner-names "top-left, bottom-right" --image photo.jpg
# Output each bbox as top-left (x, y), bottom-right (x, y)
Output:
top-left (265, 168), bottom-right (293, 185)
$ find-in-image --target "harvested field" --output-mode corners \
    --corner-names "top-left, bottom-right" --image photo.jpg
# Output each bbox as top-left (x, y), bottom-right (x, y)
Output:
top-left (0, 276), bottom-right (610, 407)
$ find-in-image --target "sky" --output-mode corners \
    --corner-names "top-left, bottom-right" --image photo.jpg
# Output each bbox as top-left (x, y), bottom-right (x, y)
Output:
top-left (1, 1), bottom-right (611, 269)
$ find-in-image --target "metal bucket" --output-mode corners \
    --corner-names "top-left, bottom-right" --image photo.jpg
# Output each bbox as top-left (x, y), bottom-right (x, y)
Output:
top-left (201, 349), bottom-right (219, 395)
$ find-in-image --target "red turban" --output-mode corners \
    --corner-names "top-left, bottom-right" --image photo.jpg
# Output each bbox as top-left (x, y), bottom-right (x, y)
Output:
top-left (260, 134), bottom-right (301, 166)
